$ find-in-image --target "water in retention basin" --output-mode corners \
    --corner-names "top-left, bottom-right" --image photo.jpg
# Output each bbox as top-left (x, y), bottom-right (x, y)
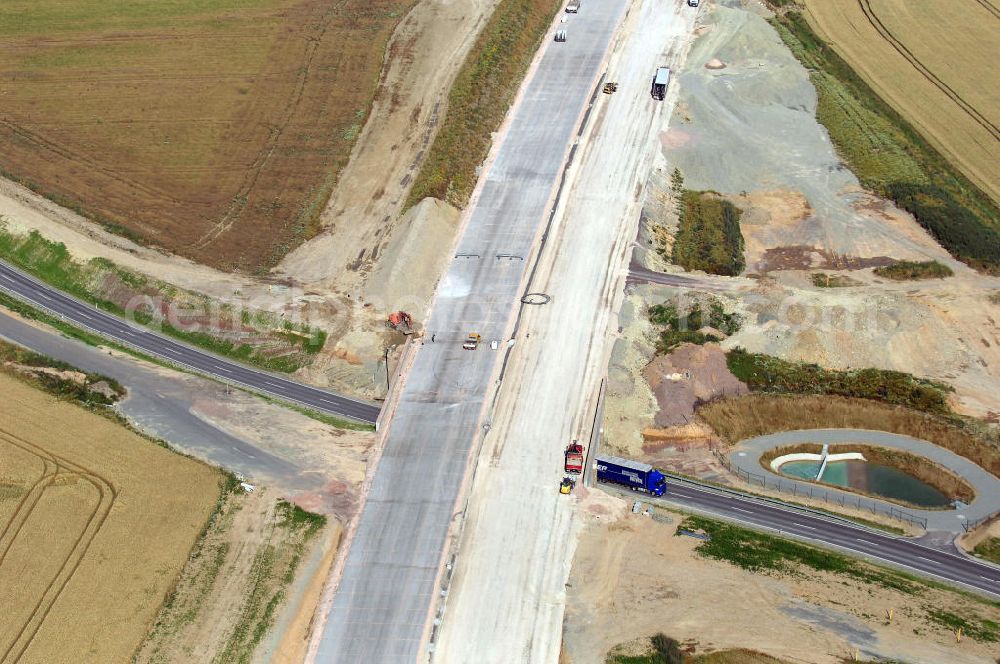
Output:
top-left (778, 460), bottom-right (950, 508)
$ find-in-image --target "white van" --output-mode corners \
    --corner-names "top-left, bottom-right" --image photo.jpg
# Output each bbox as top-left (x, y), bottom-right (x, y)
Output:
top-left (566, 1), bottom-right (580, 13)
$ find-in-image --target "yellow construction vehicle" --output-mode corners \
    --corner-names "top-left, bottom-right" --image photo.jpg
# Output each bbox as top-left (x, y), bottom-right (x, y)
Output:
top-left (462, 332), bottom-right (481, 350)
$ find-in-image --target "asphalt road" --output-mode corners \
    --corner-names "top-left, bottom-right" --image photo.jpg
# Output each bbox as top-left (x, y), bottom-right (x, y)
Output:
top-left (632, 477), bottom-right (1000, 599)
top-left (314, 4), bottom-right (629, 662)
top-left (0, 261), bottom-right (380, 424)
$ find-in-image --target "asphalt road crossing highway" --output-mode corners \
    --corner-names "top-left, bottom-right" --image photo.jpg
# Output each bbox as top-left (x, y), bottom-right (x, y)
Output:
top-left (0, 261), bottom-right (380, 424)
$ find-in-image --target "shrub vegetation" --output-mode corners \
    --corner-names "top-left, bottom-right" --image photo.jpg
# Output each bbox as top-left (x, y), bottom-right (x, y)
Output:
top-left (873, 259), bottom-right (953, 281)
top-left (726, 348), bottom-right (952, 414)
top-left (0, 339), bottom-right (125, 407)
top-left (648, 299), bottom-right (741, 354)
top-left (671, 191), bottom-right (745, 276)
top-left (810, 272), bottom-right (860, 288)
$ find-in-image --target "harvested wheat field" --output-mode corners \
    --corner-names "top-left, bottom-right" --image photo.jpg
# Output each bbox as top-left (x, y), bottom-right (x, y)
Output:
top-left (800, 0), bottom-right (1000, 204)
top-left (0, 0), bottom-right (415, 271)
top-left (0, 373), bottom-right (219, 663)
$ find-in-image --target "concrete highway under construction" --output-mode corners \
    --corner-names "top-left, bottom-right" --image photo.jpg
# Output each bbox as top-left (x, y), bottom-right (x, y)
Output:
top-left (312, 2), bottom-right (631, 661)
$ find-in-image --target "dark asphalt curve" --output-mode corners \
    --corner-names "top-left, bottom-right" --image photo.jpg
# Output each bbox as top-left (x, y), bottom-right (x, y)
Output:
top-left (0, 261), bottom-right (380, 424)
top-left (654, 478), bottom-right (1000, 599)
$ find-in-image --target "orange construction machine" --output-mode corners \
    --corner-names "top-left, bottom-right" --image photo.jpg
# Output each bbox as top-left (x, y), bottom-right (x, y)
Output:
top-left (387, 311), bottom-right (414, 335)
top-left (564, 441), bottom-right (584, 474)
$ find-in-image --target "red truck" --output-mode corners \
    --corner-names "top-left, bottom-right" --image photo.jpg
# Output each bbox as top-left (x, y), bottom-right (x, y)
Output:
top-left (564, 441), bottom-right (584, 474)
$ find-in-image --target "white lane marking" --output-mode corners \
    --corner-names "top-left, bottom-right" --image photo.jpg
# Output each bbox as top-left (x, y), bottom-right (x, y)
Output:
top-left (860, 539), bottom-right (879, 546)
top-left (730, 507), bottom-right (753, 514)
top-left (793, 524), bottom-right (817, 531)
top-left (917, 556), bottom-right (938, 563)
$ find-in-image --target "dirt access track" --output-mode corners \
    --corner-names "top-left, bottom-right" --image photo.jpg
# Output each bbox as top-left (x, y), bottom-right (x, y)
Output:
top-left (0, 0), bottom-right (416, 271)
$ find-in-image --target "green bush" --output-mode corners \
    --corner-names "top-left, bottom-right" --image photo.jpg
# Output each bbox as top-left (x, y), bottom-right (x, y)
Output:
top-left (726, 348), bottom-right (952, 415)
top-left (873, 259), bottom-right (953, 281)
top-left (885, 184), bottom-right (1000, 271)
top-left (671, 191), bottom-right (745, 276)
top-left (649, 299), bottom-right (742, 354)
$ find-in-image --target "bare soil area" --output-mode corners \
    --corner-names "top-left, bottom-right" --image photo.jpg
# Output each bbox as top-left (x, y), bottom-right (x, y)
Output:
top-left (0, 373), bottom-right (219, 663)
top-left (277, 0), bottom-right (498, 289)
top-left (0, 0), bottom-right (418, 271)
top-left (565, 510), bottom-right (1000, 664)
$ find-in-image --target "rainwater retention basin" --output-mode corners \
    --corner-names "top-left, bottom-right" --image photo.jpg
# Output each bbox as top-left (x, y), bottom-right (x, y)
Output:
top-left (777, 459), bottom-right (951, 508)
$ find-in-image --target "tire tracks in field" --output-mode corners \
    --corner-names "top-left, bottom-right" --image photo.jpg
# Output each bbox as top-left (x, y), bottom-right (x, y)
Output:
top-left (856, 0), bottom-right (1000, 142)
top-left (190, 0), bottom-right (350, 251)
top-left (970, 0), bottom-right (1000, 20)
top-left (0, 119), bottom-right (192, 204)
top-left (0, 430), bottom-right (116, 664)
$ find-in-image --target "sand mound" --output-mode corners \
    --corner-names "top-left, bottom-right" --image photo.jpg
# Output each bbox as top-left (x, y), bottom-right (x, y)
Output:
top-left (705, 58), bottom-right (726, 69)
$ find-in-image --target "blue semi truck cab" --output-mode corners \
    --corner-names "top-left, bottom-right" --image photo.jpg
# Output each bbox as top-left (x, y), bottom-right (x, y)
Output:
top-left (595, 455), bottom-right (667, 496)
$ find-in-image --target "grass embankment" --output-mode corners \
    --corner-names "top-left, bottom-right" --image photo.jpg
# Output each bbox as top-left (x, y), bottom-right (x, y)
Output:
top-left (768, 8), bottom-right (1000, 273)
top-left (0, 226), bottom-right (326, 372)
top-left (607, 634), bottom-right (790, 664)
top-left (679, 515), bottom-right (918, 591)
top-left (761, 443), bottom-right (976, 505)
top-left (648, 298), bottom-right (742, 353)
top-left (136, 493), bottom-right (327, 663)
top-left (671, 191), bottom-right (745, 276)
top-left (405, 0), bottom-right (561, 209)
top-left (873, 260), bottom-right (953, 281)
top-left (700, 395), bottom-right (1000, 479)
top-left (973, 538), bottom-right (1000, 565)
top-left (678, 516), bottom-right (1000, 642)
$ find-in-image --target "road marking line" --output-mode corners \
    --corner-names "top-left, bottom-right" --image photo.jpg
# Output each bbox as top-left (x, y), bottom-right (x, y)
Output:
top-left (917, 556), bottom-right (938, 563)
top-left (730, 507), bottom-right (753, 514)
top-left (794, 524), bottom-right (817, 530)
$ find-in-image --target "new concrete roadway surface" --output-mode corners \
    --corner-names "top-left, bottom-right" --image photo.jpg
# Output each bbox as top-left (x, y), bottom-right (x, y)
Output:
top-left (432, 1), bottom-right (698, 661)
top-left (311, 3), bottom-right (630, 662)
top-left (0, 261), bottom-right (380, 424)
top-left (619, 476), bottom-right (1000, 600)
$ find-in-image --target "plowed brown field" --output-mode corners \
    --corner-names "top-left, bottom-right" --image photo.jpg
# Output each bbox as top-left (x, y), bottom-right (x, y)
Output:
top-left (0, 373), bottom-right (219, 663)
top-left (0, 0), bottom-right (415, 271)
top-left (801, 0), bottom-right (1000, 205)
